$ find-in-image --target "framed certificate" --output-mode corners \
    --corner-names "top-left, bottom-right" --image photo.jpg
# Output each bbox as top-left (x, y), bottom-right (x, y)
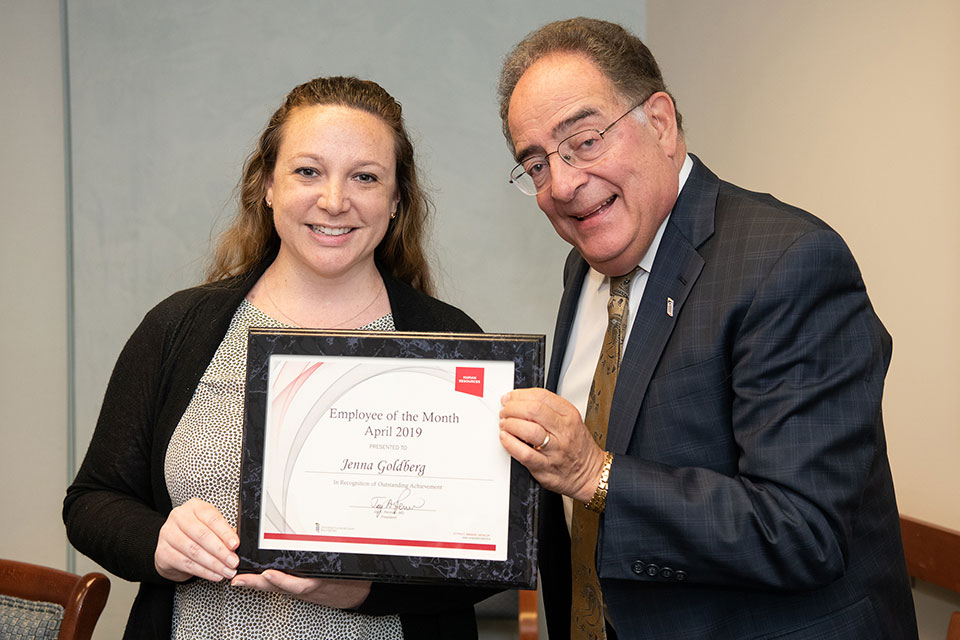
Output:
top-left (237, 329), bottom-right (544, 589)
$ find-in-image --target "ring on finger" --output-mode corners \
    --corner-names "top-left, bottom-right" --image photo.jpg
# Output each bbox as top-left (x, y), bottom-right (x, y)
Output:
top-left (534, 433), bottom-right (551, 451)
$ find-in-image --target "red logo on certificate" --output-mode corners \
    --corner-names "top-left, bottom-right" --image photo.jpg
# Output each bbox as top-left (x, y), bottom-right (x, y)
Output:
top-left (455, 367), bottom-right (484, 397)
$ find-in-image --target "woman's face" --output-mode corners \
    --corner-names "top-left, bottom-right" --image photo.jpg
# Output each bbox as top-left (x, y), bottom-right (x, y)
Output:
top-left (266, 105), bottom-right (400, 282)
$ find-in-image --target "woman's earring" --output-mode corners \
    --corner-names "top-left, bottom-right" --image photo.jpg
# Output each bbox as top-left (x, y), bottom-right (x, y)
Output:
top-left (266, 199), bottom-right (273, 208)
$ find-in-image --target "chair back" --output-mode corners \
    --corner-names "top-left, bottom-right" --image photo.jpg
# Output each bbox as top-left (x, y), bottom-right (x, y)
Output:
top-left (0, 558), bottom-right (109, 640)
top-left (900, 516), bottom-right (960, 640)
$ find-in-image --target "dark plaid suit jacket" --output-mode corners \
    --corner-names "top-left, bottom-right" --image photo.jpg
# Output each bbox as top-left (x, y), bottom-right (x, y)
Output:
top-left (539, 156), bottom-right (918, 639)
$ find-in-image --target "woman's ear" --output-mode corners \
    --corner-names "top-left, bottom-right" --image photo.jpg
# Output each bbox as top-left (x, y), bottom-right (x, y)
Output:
top-left (265, 177), bottom-right (275, 209)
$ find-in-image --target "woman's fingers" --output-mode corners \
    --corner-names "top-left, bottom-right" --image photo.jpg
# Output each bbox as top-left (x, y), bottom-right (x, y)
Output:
top-left (231, 571), bottom-right (372, 609)
top-left (155, 498), bottom-right (239, 582)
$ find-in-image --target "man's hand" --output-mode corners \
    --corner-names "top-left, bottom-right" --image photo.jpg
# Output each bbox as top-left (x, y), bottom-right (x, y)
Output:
top-left (499, 388), bottom-right (606, 502)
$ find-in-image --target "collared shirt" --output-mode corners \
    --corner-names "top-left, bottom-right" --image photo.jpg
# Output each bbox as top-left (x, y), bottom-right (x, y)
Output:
top-left (557, 154), bottom-right (693, 531)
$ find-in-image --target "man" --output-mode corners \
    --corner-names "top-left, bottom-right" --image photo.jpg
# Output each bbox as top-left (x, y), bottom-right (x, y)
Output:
top-left (496, 17), bottom-right (917, 640)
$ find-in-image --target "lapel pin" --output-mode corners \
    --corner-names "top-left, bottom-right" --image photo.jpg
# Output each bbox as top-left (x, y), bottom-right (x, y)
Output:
top-left (666, 297), bottom-right (674, 317)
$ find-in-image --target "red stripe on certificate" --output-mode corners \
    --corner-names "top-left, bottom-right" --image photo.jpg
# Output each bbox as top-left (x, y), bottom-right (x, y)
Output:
top-left (263, 532), bottom-right (495, 551)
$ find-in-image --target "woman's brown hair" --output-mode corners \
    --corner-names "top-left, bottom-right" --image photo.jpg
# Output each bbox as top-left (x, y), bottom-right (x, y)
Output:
top-left (206, 76), bottom-right (434, 295)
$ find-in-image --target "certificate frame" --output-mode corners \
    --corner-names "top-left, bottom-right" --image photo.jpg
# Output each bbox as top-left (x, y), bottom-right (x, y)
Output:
top-left (237, 329), bottom-right (544, 589)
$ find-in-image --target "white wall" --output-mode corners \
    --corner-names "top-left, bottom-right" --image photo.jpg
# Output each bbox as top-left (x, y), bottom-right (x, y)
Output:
top-left (648, 1), bottom-right (960, 637)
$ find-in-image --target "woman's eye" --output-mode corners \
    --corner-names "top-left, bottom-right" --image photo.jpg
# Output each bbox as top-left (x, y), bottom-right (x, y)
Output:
top-left (355, 173), bottom-right (378, 184)
top-left (295, 167), bottom-right (319, 177)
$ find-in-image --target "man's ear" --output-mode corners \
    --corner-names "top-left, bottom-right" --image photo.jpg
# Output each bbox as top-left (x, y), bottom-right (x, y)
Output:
top-left (644, 91), bottom-right (680, 158)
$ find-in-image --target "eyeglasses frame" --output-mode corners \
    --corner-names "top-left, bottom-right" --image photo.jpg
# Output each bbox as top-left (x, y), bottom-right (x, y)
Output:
top-left (508, 98), bottom-right (651, 196)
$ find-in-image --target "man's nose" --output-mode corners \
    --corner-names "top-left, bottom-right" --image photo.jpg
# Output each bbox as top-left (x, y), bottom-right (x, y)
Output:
top-left (547, 156), bottom-right (587, 202)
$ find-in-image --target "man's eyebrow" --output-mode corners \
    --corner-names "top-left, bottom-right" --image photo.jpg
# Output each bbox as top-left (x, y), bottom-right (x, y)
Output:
top-left (513, 107), bottom-right (600, 163)
top-left (515, 143), bottom-right (546, 164)
top-left (552, 107), bottom-right (598, 139)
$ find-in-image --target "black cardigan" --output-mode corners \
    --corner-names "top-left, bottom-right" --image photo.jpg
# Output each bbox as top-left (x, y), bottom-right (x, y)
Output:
top-left (63, 259), bottom-right (493, 639)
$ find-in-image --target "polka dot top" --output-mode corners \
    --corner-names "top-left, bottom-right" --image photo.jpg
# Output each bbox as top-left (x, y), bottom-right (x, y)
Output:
top-left (164, 299), bottom-right (402, 639)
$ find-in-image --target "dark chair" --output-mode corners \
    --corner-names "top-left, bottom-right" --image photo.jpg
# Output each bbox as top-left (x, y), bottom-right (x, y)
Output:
top-left (0, 558), bottom-right (110, 640)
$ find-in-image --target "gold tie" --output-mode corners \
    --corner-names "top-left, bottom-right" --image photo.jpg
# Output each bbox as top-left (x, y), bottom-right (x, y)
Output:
top-left (570, 267), bottom-right (640, 640)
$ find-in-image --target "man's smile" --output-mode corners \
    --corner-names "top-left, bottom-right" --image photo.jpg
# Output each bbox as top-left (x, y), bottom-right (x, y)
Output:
top-left (572, 195), bottom-right (617, 221)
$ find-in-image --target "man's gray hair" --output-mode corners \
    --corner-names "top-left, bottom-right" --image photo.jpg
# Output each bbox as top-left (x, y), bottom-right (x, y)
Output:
top-left (497, 17), bottom-right (682, 145)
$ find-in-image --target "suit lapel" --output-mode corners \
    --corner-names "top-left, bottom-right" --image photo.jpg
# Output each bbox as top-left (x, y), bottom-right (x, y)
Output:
top-left (606, 155), bottom-right (719, 454)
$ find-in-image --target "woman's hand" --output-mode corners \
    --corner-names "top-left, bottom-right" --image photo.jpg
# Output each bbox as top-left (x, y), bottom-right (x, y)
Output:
top-left (155, 498), bottom-right (239, 583)
top-left (232, 571), bottom-right (372, 609)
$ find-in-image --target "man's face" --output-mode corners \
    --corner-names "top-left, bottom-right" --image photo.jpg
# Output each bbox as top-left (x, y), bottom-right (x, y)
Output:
top-left (507, 52), bottom-right (683, 276)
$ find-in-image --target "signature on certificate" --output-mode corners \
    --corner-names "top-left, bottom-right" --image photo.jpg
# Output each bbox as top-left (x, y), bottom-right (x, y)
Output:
top-left (370, 487), bottom-right (426, 518)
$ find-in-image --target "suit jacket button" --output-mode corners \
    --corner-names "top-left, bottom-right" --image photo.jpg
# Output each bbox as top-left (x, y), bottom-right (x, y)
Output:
top-left (674, 570), bottom-right (687, 582)
top-left (632, 560), bottom-right (645, 575)
top-left (645, 563), bottom-right (660, 577)
top-left (659, 566), bottom-right (674, 579)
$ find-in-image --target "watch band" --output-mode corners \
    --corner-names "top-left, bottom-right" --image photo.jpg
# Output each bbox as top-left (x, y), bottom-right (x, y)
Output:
top-left (585, 450), bottom-right (614, 513)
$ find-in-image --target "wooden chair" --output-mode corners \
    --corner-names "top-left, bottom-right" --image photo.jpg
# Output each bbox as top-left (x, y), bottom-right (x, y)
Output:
top-left (475, 588), bottom-right (539, 639)
top-left (518, 588), bottom-right (538, 640)
top-left (948, 612), bottom-right (960, 640)
top-left (900, 515), bottom-right (960, 640)
top-left (0, 558), bottom-right (110, 640)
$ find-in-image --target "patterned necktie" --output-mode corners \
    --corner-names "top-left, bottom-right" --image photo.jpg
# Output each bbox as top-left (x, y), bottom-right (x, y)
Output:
top-left (571, 267), bottom-right (641, 640)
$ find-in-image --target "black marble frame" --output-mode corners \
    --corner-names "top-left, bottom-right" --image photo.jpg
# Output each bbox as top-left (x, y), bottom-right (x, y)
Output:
top-left (238, 329), bottom-right (544, 589)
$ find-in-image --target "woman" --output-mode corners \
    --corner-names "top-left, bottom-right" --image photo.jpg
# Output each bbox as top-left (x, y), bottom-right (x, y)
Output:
top-left (63, 76), bottom-right (490, 639)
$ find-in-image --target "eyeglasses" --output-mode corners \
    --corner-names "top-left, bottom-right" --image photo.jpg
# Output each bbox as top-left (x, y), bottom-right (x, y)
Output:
top-left (508, 102), bottom-right (646, 196)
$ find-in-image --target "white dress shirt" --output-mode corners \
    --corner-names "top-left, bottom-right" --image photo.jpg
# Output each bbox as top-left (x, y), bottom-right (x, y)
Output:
top-left (556, 154), bottom-right (693, 530)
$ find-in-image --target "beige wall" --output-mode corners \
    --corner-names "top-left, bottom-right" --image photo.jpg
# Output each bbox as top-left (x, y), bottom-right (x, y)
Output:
top-left (648, 0), bottom-right (960, 529)
top-left (648, 1), bottom-right (960, 637)
top-left (0, 1), bottom-right (69, 568)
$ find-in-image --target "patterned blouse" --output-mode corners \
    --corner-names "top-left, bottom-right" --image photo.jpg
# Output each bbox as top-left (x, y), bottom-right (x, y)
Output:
top-left (164, 299), bottom-right (402, 639)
